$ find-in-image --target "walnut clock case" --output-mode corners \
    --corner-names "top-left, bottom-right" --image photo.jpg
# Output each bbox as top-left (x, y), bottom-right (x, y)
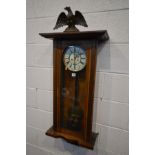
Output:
top-left (39, 31), bottom-right (109, 149)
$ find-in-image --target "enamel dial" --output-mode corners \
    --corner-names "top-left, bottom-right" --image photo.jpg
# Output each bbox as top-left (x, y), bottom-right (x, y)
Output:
top-left (63, 46), bottom-right (86, 72)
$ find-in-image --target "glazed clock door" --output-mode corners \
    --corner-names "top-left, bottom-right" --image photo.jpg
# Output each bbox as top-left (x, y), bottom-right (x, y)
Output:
top-left (60, 45), bottom-right (87, 138)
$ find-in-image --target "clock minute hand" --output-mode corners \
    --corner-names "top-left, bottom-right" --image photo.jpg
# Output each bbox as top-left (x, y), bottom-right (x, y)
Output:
top-left (74, 47), bottom-right (76, 70)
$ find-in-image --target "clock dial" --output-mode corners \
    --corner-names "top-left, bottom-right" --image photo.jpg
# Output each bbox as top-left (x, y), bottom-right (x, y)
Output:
top-left (63, 46), bottom-right (86, 72)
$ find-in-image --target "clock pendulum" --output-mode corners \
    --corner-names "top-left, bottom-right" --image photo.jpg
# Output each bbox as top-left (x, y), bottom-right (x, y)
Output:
top-left (67, 72), bottom-right (83, 131)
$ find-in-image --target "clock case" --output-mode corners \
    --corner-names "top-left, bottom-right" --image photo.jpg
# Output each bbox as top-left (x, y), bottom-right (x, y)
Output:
top-left (39, 30), bottom-right (109, 149)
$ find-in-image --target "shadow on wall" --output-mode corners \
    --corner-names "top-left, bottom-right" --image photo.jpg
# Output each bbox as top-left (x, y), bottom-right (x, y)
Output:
top-left (53, 138), bottom-right (99, 155)
top-left (97, 40), bottom-right (111, 72)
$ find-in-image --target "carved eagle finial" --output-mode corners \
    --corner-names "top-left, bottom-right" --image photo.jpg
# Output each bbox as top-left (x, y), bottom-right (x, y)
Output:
top-left (53, 7), bottom-right (88, 32)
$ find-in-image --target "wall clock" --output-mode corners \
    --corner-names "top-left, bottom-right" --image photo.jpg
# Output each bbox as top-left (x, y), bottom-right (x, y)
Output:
top-left (39, 7), bottom-right (109, 149)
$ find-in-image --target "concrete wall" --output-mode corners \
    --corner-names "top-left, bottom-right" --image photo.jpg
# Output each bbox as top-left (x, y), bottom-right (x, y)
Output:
top-left (26, 1), bottom-right (129, 155)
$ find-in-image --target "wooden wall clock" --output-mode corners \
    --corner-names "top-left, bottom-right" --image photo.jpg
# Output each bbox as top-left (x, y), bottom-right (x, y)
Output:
top-left (39, 7), bottom-right (109, 149)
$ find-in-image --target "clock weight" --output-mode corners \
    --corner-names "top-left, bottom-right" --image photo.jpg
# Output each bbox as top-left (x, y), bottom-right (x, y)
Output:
top-left (67, 73), bottom-right (83, 131)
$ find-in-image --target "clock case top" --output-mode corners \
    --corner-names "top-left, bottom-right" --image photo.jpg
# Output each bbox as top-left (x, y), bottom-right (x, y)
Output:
top-left (39, 30), bottom-right (109, 41)
top-left (39, 30), bottom-right (109, 149)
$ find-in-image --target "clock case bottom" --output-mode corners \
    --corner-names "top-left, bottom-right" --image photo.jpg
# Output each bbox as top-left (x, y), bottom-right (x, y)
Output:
top-left (46, 126), bottom-right (98, 150)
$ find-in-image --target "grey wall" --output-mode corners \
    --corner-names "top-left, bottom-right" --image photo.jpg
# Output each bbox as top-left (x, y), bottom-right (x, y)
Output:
top-left (26, 1), bottom-right (129, 155)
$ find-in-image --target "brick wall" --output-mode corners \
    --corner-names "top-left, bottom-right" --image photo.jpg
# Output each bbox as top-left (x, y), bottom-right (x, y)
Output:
top-left (26, 1), bottom-right (129, 155)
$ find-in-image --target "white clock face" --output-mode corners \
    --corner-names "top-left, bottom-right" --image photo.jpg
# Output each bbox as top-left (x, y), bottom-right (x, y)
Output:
top-left (63, 46), bottom-right (86, 72)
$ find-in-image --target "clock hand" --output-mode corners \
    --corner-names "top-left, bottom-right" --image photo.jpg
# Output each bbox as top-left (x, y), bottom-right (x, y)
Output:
top-left (74, 47), bottom-right (76, 70)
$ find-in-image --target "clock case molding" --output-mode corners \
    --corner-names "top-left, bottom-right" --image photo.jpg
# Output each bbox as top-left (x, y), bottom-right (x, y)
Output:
top-left (39, 30), bottom-right (109, 149)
